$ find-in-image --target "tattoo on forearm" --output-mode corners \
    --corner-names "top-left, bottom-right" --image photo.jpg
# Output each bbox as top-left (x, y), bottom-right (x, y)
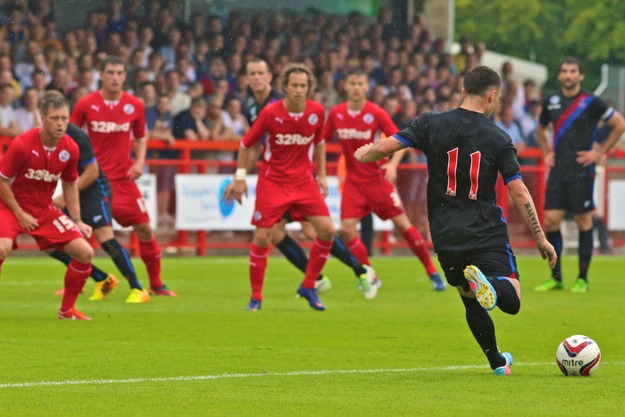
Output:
top-left (524, 203), bottom-right (542, 236)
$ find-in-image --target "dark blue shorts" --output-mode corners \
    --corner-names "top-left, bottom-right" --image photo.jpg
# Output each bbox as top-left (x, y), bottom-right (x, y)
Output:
top-left (436, 245), bottom-right (520, 288)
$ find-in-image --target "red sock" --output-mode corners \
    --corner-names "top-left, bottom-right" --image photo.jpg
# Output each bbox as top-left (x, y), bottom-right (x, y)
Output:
top-left (250, 244), bottom-right (269, 300)
top-left (61, 260), bottom-right (92, 312)
top-left (302, 238), bottom-right (332, 288)
top-left (346, 237), bottom-right (371, 266)
top-left (139, 237), bottom-right (163, 288)
top-left (0, 258), bottom-right (4, 274)
top-left (403, 227), bottom-right (437, 276)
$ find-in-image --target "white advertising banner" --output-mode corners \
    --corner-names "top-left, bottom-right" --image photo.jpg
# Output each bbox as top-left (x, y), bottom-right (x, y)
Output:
top-left (608, 179), bottom-right (625, 230)
top-left (113, 174), bottom-right (157, 231)
top-left (174, 174), bottom-right (393, 231)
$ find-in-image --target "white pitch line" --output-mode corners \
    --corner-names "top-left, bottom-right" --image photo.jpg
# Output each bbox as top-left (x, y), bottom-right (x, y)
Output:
top-left (3, 361), bottom-right (623, 389)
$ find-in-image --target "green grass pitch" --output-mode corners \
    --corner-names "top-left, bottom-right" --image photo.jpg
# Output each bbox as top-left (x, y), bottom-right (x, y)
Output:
top-left (0, 254), bottom-right (624, 416)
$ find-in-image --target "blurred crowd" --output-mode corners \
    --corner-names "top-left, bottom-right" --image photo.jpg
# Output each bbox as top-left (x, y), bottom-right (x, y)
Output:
top-left (0, 0), bottom-right (545, 224)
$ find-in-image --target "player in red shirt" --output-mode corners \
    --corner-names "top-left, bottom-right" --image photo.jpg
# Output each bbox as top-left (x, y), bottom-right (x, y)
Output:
top-left (0, 91), bottom-right (95, 320)
top-left (227, 64), bottom-right (376, 311)
top-left (71, 56), bottom-right (175, 299)
top-left (322, 69), bottom-right (446, 291)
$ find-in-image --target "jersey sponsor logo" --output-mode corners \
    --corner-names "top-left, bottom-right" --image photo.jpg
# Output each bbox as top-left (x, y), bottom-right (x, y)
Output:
top-left (24, 168), bottom-right (61, 182)
top-left (363, 113), bottom-right (374, 124)
top-left (89, 121), bottom-right (131, 133)
top-left (123, 104), bottom-right (135, 115)
top-left (275, 133), bottom-right (315, 145)
top-left (336, 128), bottom-right (372, 140)
top-left (59, 150), bottom-right (70, 162)
top-left (308, 113), bottom-right (319, 125)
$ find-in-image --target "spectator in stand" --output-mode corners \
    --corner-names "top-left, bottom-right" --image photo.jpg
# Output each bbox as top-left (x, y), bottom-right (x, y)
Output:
top-left (175, 55), bottom-right (196, 91)
top-left (138, 80), bottom-right (156, 108)
top-left (0, 68), bottom-right (22, 100)
top-left (221, 95), bottom-right (249, 140)
top-left (318, 69), bottom-right (340, 109)
top-left (0, 83), bottom-right (21, 137)
top-left (30, 69), bottom-right (47, 97)
top-left (146, 93), bottom-right (176, 226)
top-left (146, 50), bottom-right (165, 82)
top-left (496, 103), bottom-right (525, 154)
top-left (165, 69), bottom-right (190, 117)
top-left (13, 86), bottom-right (40, 131)
top-left (45, 64), bottom-right (70, 98)
top-left (173, 96), bottom-right (210, 141)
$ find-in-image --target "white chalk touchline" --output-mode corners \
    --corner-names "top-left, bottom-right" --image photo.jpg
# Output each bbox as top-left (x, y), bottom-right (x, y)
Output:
top-left (2, 361), bottom-right (624, 389)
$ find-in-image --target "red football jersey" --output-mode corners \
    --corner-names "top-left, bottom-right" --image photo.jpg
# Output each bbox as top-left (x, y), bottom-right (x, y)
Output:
top-left (70, 91), bottom-right (146, 181)
top-left (0, 128), bottom-right (79, 216)
top-left (242, 99), bottom-right (325, 185)
top-left (322, 101), bottom-right (398, 183)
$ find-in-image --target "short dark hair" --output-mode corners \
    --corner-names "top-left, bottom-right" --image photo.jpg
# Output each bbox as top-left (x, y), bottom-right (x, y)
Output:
top-left (245, 57), bottom-right (270, 74)
top-left (100, 55), bottom-right (126, 72)
top-left (559, 56), bottom-right (584, 74)
top-left (463, 66), bottom-right (501, 96)
top-left (39, 90), bottom-right (69, 115)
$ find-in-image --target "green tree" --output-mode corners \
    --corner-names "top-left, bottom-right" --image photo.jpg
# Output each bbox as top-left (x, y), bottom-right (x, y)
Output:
top-left (455, 0), bottom-right (625, 89)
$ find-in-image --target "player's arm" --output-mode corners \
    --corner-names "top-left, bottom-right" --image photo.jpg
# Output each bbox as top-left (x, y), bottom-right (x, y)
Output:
top-left (0, 176), bottom-right (38, 231)
top-left (128, 136), bottom-right (147, 180)
top-left (379, 112), bottom-right (407, 182)
top-left (576, 110), bottom-right (625, 167)
top-left (507, 178), bottom-right (556, 268)
top-left (355, 136), bottom-right (406, 163)
top-left (62, 180), bottom-right (92, 238)
top-left (314, 141), bottom-right (328, 197)
top-left (53, 161), bottom-right (99, 209)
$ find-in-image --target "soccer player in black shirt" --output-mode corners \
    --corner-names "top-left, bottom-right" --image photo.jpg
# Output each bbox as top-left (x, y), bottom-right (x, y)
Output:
top-left (51, 123), bottom-right (151, 303)
top-left (354, 66), bottom-right (556, 375)
top-left (534, 57), bottom-right (625, 293)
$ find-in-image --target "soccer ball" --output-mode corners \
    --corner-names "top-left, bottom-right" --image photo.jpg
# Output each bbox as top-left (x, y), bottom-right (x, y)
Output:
top-left (556, 335), bottom-right (601, 376)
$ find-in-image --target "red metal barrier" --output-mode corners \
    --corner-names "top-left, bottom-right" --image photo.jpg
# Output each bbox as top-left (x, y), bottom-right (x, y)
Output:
top-left (2, 136), bottom-right (624, 254)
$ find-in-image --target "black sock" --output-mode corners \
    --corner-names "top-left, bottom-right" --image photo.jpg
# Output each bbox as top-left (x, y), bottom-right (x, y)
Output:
top-left (331, 236), bottom-right (366, 277)
top-left (578, 229), bottom-right (593, 280)
top-left (487, 277), bottom-right (520, 315)
top-left (461, 296), bottom-right (505, 370)
top-left (360, 214), bottom-right (374, 256)
top-left (101, 239), bottom-right (143, 290)
top-left (49, 250), bottom-right (107, 282)
top-left (546, 231), bottom-right (563, 281)
top-left (593, 217), bottom-right (610, 252)
top-left (275, 234), bottom-right (312, 274)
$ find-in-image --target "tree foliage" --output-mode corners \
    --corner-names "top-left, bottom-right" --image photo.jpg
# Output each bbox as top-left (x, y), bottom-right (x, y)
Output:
top-left (455, 0), bottom-right (625, 88)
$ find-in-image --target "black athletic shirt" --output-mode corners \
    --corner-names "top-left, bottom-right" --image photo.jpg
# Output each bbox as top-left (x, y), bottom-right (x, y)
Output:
top-left (66, 123), bottom-right (110, 204)
top-left (242, 88), bottom-right (283, 126)
top-left (394, 108), bottom-right (521, 251)
top-left (539, 89), bottom-right (612, 180)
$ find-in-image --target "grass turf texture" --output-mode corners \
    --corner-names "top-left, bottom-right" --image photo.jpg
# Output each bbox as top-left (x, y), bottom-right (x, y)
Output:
top-left (0, 255), bottom-right (624, 416)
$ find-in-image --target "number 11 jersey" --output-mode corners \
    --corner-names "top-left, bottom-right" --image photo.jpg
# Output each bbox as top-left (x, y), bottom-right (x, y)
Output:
top-left (394, 108), bottom-right (521, 251)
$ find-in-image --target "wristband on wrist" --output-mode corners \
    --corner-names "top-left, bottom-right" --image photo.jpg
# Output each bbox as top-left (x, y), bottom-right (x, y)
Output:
top-left (234, 168), bottom-right (247, 181)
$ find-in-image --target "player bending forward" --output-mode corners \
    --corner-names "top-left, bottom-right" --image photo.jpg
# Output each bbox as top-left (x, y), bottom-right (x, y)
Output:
top-left (0, 91), bottom-right (95, 320)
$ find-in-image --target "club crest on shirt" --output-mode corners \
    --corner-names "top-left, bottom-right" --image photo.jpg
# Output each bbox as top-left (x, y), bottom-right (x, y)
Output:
top-left (308, 114), bottom-right (319, 125)
top-left (550, 96), bottom-right (561, 104)
top-left (363, 113), bottom-right (374, 124)
top-left (59, 150), bottom-right (70, 162)
top-left (123, 104), bottom-right (135, 115)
